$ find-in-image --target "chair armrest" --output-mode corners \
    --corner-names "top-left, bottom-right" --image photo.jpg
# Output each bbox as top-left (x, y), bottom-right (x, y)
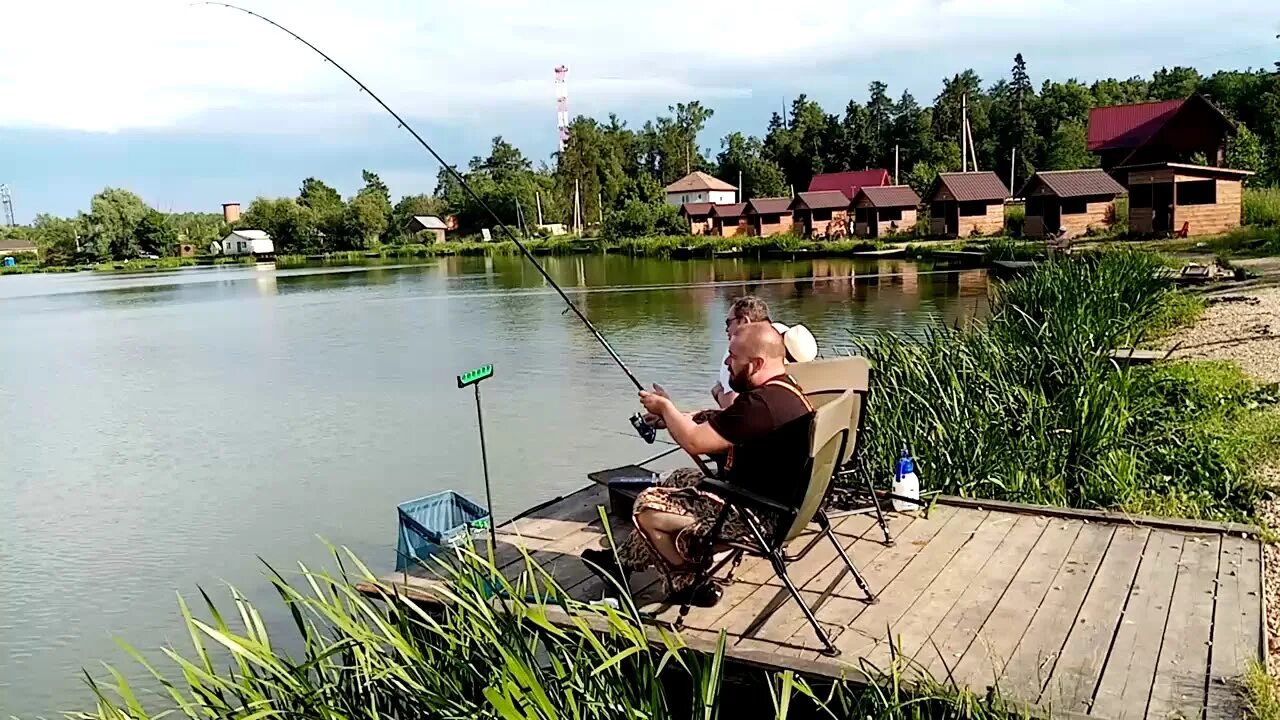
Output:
top-left (696, 478), bottom-right (792, 515)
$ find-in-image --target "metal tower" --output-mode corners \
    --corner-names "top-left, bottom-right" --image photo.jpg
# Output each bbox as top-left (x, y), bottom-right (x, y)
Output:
top-left (0, 185), bottom-right (14, 227)
top-left (554, 65), bottom-right (569, 152)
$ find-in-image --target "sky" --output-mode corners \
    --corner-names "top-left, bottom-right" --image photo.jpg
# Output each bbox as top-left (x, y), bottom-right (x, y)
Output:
top-left (1, 0), bottom-right (1277, 224)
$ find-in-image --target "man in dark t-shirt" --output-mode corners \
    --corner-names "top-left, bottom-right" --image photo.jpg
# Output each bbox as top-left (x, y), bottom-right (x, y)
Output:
top-left (582, 323), bottom-right (814, 607)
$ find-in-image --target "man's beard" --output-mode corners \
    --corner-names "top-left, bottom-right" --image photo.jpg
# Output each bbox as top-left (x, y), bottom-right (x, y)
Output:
top-left (727, 366), bottom-right (753, 393)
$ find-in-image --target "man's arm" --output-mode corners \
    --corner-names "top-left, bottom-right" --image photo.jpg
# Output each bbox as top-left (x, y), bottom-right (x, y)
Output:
top-left (640, 390), bottom-right (732, 456)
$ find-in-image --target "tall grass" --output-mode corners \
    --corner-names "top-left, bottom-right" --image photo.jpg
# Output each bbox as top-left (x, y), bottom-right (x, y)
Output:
top-left (850, 250), bottom-right (1276, 521)
top-left (1244, 187), bottom-right (1280, 228)
top-left (76, 543), bottom-right (1032, 720)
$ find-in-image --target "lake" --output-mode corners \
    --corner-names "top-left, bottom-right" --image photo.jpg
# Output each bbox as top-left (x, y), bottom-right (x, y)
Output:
top-left (0, 255), bottom-right (988, 717)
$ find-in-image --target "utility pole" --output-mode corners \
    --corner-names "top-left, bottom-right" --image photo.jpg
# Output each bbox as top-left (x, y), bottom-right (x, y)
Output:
top-left (894, 145), bottom-right (900, 185)
top-left (961, 94), bottom-right (968, 172)
top-left (536, 192), bottom-right (544, 225)
top-left (598, 192), bottom-right (604, 224)
top-left (573, 180), bottom-right (582, 233)
top-left (738, 170), bottom-right (743, 201)
top-left (1010, 148), bottom-right (1017, 195)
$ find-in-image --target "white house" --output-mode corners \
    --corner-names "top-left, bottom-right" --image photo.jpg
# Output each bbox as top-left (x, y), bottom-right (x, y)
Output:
top-left (663, 171), bottom-right (737, 206)
top-left (214, 229), bottom-right (275, 256)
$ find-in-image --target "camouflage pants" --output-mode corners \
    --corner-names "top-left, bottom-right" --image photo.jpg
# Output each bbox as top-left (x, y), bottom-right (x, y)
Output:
top-left (609, 467), bottom-right (776, 594)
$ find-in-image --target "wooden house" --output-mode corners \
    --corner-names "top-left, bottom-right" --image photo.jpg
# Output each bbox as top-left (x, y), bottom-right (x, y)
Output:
top-left (710, 203), bottom-right (748, 237)
top-left (1019, 169), bottom-right (1126, 238)
top-left (807, 169), bottom-right (891, 200)
top-left (1087, 95), bottom-right (1235, 175)
top-left (1121, 162), bottom-right (1253, 236)
top-left (664, 171), bottom-right (737, 206)
top-left (925, 172), bottom-right (1009, 237)
top-left (851, 185), bottom-right (920, 238)
top-left (680, 202), bottom-right (715, 236)
top-left (789, 191), bottom-right (851, 239)
top-left (743, 197), bottom-right (794, 237)
top-left (406, 215), bottom-right (448, 244)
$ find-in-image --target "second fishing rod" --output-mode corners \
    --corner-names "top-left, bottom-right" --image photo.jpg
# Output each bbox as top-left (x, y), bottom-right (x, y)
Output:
top-left (203, 3), bottom-right (660, 443)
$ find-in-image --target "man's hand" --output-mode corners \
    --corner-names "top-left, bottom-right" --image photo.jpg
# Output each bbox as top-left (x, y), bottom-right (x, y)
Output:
top-left (711, 381), bottom-right (724, 404)
top-left (651, 383), bottom-right (670, 399)
top-left (639, 390), bottom-right (674, 417)
top-left (642, 412), bottom-right (667, 429)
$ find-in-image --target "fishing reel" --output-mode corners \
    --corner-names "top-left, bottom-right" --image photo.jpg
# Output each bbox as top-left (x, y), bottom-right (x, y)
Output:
top-left (630, 413), bottom-right (657, 444)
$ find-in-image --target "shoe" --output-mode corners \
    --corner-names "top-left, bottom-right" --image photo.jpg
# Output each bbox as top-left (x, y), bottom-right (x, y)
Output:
top-left (667, 581), bottom-right (722, 608)
top-left (581, 548), bottom-right (631, 591)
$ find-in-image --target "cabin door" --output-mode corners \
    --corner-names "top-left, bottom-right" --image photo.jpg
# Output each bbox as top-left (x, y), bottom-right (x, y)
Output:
top-left (867, 209), bottom-right (879, 238)
top-left (945, 202), bottom-right (959, 236)
top-left (1152, 183), bottom-right (1174, 233)
top-left (1044, 200), bottom-right (1061, 233)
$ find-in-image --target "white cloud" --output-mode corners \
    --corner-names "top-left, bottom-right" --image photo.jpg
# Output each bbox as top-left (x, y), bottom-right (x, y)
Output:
top-left (0, 0), bottom-right (1275, 134)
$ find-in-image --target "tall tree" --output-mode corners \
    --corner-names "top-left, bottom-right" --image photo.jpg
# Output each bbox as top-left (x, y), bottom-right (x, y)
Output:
top-left (865, 81), bottom-right (895, 169)
top-left (32, 214), bottom-right (84, 265)
top-left (84, 188), bottom-right (150, 260)
top-left (1225, 125), bottom-right (1266, 186)
top-left (298, 177), bottom-right (346, 242)
top-left (239, 197), bottom-right (316, 254)
top-left (716, 132), bottom-right (787, 199)
top-left (1149, 66), bottom-right (1203, 100)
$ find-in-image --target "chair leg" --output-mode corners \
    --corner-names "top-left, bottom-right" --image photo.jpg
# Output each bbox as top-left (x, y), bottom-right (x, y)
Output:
top-left (865, 475), bottom-right (893, 546)
top-left (744, 514), bottom-right (839, 657)
top-left (816, 510), bottom-right (877, 604)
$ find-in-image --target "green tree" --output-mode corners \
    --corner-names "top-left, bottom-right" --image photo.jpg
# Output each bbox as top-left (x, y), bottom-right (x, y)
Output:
top-left (1149, 66), bottom-right (1202, 100)
top-left (1090, 76), bottom-right (1151, 106)
top-left (135, 210), bottom-right (178, 256)
top-left (390, 194), bottom-right (448, 240)
top-left (239, 197), bottom-right (316, 254)
top-left (716, 132), bottom-right (787, 199)
top-left (1042, 121), bottom-right (1094, 170)
top-left (84, 188), bottom-right (150, 260)
top-left (1225, 125), bottom-right (1266, 185)
top-left (32, 214), bottom-right (83, 265)
top-left (865, 81), bottom-right (895, 168)
top-left (298, 177), bottom-right (346, 243)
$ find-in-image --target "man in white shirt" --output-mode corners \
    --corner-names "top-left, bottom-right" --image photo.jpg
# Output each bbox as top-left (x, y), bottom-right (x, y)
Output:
top-left (712, 296), bottom-right (772, 408)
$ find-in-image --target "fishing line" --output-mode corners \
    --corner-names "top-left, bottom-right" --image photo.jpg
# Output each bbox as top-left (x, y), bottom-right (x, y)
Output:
top-left (201, 2), bottom-right (646, 393)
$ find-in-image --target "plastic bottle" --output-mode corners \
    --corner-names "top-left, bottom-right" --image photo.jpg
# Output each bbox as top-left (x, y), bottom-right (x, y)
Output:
top-left (893, 448), bottom-right (920, 512)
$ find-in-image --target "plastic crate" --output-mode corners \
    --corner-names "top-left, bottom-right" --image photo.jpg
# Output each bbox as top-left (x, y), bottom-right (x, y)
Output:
top-left (396, 490), bottom-right (490, 572)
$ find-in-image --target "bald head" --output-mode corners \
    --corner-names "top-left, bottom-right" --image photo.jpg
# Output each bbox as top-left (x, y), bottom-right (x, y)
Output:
top-left (725, 322), bottom-right (787, 392)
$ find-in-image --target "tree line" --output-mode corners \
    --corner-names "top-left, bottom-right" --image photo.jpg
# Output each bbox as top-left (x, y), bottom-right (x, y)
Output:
top-left (7, 55), bottom-right (1278, 261)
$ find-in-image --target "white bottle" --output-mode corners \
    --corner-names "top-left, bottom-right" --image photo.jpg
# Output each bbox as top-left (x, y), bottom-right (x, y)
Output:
top-left (893, 449), bottom-right (920, 512)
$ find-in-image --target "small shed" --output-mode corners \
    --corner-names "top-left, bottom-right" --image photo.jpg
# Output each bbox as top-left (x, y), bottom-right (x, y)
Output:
top-left (680, 202), bottom-right (716, 236)
top-left (1121, 162), bottom-right (1253, 236)
top-left (406, 215), bottom-right (448, 244)
top-left (851, 185), bottom-right (920, 238)
top-left (743, 197), bottom-right (794, 237)
top-left (807, 169), bottom-right (891, 200)
top-left (216, 230), bottom-right (274, 256)
top-left (710, 203), bottom-right (748, 237)
top-left (1019, 169), bottom-right (1126, 238)
top-left (178, 242), bottom-right (197, 257)
top-left (926, 172), bottom-right (1009, 237)
top-left (789, 191), bottom-right (850, 239)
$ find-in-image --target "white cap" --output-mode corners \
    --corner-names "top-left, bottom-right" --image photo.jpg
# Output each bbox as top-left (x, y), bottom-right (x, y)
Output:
top-left (782, 324), bottom-right (818, 363)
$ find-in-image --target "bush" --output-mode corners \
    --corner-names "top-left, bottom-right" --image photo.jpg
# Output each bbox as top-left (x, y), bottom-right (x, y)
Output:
top-left (1004, 202), bottom-right (1025, 237)
top-left (1244, 187), bottom-right (1280, 228)
top-left (602, 200), bottom-right (661, 239)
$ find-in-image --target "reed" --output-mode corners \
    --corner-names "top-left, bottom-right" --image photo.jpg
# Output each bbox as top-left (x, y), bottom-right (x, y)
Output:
top-left (1243, 187), bottom-right (1280, 228)
top-left (75, 542), bottom-right (1033, 720)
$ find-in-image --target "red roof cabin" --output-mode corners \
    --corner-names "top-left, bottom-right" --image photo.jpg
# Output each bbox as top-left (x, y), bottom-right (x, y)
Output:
top-left (851, 185), bottom-right (920, 238)
top-left (1087, 95), bottom-right (1234, 176)
top-left (925, 172), bottom-right (1010, 237)
top-left (789, 191), bottom-right (851, 239)
top-left (680, 202), bottom-right (715, 236)
top-left (710, 203), bottom-right (748, 237)
top-left (743, 197), bottom-right (794, 237)
top-left (807, 169), bottom-right (891, 200)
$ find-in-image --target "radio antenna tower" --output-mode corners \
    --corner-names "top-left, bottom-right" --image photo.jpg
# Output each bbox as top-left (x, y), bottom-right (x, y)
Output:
top-left (554, 65), bottom-right (569, 152)
top-left (0, 185), bottom-right (14, 227)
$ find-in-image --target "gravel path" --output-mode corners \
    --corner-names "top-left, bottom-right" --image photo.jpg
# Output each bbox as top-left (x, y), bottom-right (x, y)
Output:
top-left (1164, 284), bottom-right (1280, 669)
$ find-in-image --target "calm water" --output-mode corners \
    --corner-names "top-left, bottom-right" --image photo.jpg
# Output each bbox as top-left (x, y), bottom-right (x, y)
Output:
top-left (0, 255), bottom-right (988, 716)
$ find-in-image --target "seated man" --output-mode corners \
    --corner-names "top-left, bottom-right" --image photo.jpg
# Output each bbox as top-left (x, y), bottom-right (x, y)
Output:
top-left (713, 295), bottom-right (772, 409)
top-left (583, 323), bottom-right (815, 606)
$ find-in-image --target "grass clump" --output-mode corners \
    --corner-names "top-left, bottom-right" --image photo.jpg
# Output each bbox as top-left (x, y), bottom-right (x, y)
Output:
top-left (1244, 187), bottom-right (1280, 228)
top-left (850, 250), bottom-right (1275, 522)
top-left (1246, 661), bottom-right (1280, 720)
top-left (77, 542), bottom-right (1033, 720)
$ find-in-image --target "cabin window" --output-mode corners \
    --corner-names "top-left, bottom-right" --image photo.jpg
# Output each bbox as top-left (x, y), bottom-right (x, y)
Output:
top-left (1061, 198), bottom-right (1088, 215)
top-left (1130, 184), bottom-right (1153, 208)
top-left (1176, 180), bottom-right (1217, 206)
top-left (812, 209), bottom-right (833, 221)
top-left (958, 201), bottom-right (988, 217)
top-left (1026, 196), bottom-right (1044, 215)
top-left (763, 213), bottom-right (781, 224)
top-left (880, 208), bottom-right (903, 222)
top-left (930, 202), bottom-right (946, 216)
top-left (854, 207), bottom-right (868, 223)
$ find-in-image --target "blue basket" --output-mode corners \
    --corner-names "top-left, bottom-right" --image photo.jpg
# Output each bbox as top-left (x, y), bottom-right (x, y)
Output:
top-left (396, 490), bottom-right (491, 572)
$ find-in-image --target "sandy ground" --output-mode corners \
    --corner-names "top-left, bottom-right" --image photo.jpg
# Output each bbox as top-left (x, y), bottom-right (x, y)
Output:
top-left (1165, 282), bottom-right (1280, 668)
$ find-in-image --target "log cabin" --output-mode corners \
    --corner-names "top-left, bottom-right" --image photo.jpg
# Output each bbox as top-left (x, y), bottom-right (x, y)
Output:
top-left (926, 172), bottom-right (1010, 237)
top-left (1121, 162), bottom-right (1253, 237)
top-left (851, 185), bottom-right (920, 238)
top-left (1019, 169), bottom-right (1126, 238)
top-left (807, 169), bottom-right (891, 200)
top-left (1087, 94), bottom-right (1235, 176)
top-left (789, 191), bottom-right (851, 239)
top-left (743, 197), bottom-right (794, 237)
top-left (710, 203), bottom-right (749, 237)
top-left (680, 202), bottom-right (715, 236)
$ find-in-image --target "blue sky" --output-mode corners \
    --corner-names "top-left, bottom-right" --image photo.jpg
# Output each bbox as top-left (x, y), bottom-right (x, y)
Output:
top-left (1, 0), bottom-right (1276, 224)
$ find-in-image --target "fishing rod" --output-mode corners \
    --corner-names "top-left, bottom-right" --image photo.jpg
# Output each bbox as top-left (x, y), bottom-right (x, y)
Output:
top-left (203, 3), bottom-right (658, 442)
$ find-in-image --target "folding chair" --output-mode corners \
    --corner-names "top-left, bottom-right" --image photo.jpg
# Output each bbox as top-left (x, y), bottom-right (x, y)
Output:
top-left (682, 389), bottom-right (876, 656)
top-left (786, 356), bottom-right (895, 545)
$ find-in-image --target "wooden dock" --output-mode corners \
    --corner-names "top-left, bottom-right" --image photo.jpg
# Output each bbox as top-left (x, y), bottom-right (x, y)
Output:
top-left (366, 484), bottom-right (1264, 720)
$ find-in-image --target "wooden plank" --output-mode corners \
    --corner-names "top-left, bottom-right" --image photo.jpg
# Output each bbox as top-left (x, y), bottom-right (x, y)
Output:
top-left (1148, 534), bottom-right (1221, 720)
top-left (1033, 526), bottom-right (1152, 713)
top-left (735, 513), bottom-right (878, 585)
top-left (948, 517), bottom-right (1081, 691)
top-left (490, 486), bottom-right (611, 566)
top-left (1206, 535), bottom-right (1264, 720)
top-left (856, 511), bottom-right (1020, 671)
top-left (832, 508), bottom-right (989, 659)
top-left (1090, 530), bottom-right (1186, 720)
top-left (936, 496), bottom-right (1260, 538)
top-left (917, 515), bottom-right (1050, 679)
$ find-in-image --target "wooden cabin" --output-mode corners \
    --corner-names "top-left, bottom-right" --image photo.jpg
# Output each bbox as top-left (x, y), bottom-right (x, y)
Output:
top-left (680, 202), bottom-right (715, 236)
top-left (743, 197), bottom-right (794, 237)
top-left (851, 185), bottom-right (920, 238)
top-left (710, 203), bottom-right (748, 237)
top-left (926, 172), bottom-right (1009, 237)
top-left (1019, 169), bottom-right (1126, 238)
top-left (807, 169), bottom-right (891, 201)
top-left (1121, 162), bottom-right (1253, 236)
top-left (1087, 95), bottom-right (1235, 175)
top-left (789, 191), bottom-right (851, 239)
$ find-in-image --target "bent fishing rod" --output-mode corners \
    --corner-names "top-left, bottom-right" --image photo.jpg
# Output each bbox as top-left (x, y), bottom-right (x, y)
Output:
top-left (203, 3), bottom-right (660, 442)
